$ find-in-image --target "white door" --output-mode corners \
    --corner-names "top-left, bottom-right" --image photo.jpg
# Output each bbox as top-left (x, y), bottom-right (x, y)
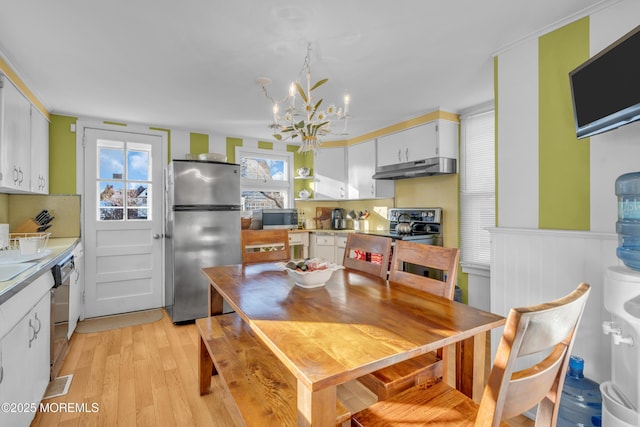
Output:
top-left (82, 127), bottom-right (164, 318)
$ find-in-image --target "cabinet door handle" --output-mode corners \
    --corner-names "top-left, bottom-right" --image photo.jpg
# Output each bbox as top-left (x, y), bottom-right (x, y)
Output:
top-left (34, 312), bottom-right (42, 335)
top-left (18, 168), bottom-right (24, 185)
top-left (397, 149), bottom-right (402, 162)
top-left (13, 166), bottom-right (19, 184)
top-left (0, 364), bottom-right (3, 384)
top-left (405, 148), bottom-right (409, 162)
top-left (29, 319), bottom-right (37, 348)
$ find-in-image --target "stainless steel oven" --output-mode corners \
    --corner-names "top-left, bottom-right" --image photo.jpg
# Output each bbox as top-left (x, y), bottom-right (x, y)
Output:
top-left (51, 253), bottom-right (73, 379)
top-left (358, 208), bottom-right (444, 279)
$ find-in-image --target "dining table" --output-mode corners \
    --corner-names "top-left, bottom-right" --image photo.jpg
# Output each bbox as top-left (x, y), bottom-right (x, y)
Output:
top-left (202, 262), bottom-right (505, 427)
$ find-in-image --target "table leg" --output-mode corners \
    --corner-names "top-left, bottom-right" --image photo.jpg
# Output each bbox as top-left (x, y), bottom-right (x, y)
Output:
top-left (456, 332), bottom-right (488, 402)
top-left (208, 282), bottom-right (224, 316)
top-left (296, 380), bottom-right (336, 427)
top-left (199, 334), bottom-right (215, 395)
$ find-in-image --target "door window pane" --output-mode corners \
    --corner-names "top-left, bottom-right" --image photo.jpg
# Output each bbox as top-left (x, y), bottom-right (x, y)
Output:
top-left (99, 145), bottom-right (125, 179)
top-left (127, 145), bottom-right (151, 181)
top-left (96, 139), bottom-right (153, 221)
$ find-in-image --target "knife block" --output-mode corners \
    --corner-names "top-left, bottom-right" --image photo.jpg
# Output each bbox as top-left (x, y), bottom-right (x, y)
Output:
top-left (13, 219), bottom-right (40, 233)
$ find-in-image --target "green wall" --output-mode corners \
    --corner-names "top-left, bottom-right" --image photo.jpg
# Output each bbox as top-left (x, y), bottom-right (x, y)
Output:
top-left (49, 114), bottom-right (78, 194)
top-left (538, 17), bottom-right (590, 230)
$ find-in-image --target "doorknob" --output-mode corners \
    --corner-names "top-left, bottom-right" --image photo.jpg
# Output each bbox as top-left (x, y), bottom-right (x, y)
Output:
top-left (153, 233), bottom-right (162, 239)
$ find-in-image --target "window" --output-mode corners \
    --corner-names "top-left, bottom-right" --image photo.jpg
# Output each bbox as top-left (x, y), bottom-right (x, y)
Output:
top-left (460, 107), bottom-right (495, 266)
top-left (236, 147), bottom-right (294, 210)
top-left (97, 139), bottom-right (152, 221)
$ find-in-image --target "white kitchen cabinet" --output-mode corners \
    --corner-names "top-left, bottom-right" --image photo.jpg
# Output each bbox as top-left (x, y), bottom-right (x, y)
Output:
top-left (30, 105), bottom-right (49, 194)
top-left (310, 232), bottom-right (350, 264)
top-left (335, 235), bottom-right (347, 264)
top-left (0, 276), bottom-right (51, 427)
top-left (313, 147), bottom-right (346, 199)
top-left (69, 243), bottom-right (84, 334)
top-left (347, 139), bottom-right (394, 199)
top-left (288, 231), bottom-right (309, 259)
top-left (312, 233), bottom-right (336, 263)
top-left (0, 74), bottom-right (32, 192)
top-left (377, 119), bottom-right (458, 167)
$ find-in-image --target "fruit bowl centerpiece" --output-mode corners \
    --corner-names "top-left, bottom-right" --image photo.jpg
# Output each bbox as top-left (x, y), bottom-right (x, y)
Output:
top-left (277, 258), bottom-right (344, 288)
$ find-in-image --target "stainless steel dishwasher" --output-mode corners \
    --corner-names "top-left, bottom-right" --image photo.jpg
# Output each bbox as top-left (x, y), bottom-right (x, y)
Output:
top-left (51, 253), bottom-right (73, 379)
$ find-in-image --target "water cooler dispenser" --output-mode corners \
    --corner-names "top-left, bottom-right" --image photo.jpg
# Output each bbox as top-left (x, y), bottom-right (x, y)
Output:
top-left (601, 266), bottom-right (640, 426)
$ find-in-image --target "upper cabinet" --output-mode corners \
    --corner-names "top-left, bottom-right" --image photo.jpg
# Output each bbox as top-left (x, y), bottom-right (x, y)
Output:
top-left (0, 75), bottom-right (31, 191)
top-left (0, 74), bottom-right (49, 194)
top-left (377, 119), bottom-right (458, 167)
top-left (347, 139), bottom-right (394, 199)
top-left (30, 105), bottom-right (49, 194)
top-left (314, 146), bottom-right (346, 199)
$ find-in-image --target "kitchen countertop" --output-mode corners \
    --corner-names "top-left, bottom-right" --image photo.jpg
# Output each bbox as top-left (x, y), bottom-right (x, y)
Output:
top-left (289, 229), bottom-right (355, 234)
top-left (0, 237), bottom-right (80, 305)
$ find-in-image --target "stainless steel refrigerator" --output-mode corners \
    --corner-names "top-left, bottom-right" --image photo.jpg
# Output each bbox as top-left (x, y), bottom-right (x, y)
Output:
top-left (164, 160), bottom-right (241, 323)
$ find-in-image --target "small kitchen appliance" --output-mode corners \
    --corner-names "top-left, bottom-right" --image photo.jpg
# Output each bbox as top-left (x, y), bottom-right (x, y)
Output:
top-left (331, 208), bottom-right (346, 230)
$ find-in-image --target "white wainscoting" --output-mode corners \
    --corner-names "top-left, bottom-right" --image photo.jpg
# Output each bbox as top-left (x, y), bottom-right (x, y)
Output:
top-left (489, 227), bottom-right (618, 383)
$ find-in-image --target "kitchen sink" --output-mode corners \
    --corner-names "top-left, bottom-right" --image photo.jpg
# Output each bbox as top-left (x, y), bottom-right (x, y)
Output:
top-left (0, 262), bottom-right (37, 281)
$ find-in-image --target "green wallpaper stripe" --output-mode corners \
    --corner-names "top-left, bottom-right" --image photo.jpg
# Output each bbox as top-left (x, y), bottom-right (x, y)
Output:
top-left (190, 132), bottom-right (209, 155)
top-left (538, 17), bottom-right (590, 230)
top-left (226, 137), bottom-right (243, 163)
top-left (258, 141), bottom-right (273, 150)
top-left (49, 114), bottom-right (78, 194)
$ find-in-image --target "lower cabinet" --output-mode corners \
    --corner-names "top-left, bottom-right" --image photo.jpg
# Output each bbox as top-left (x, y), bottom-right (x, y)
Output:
top-left (313, 233), bottom-right (336, 263)
top-left (0, 275), bottom-right (52, 427)
top-left (335, 235), bottom-right (347, 264)
top-left (310, 233), bottom-right (349, 264)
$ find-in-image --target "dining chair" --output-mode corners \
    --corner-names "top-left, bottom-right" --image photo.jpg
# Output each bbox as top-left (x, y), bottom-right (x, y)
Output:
top-left (388, 239), bottom-right (460, 298)
top-left (342, 233), bottom-right (392, 278)
top-left (241, 229), bottom-right (290, 264)
top-left (352, 282), bottom-right (591, 427)
top-left (357, 241), bottom-right (460, 400)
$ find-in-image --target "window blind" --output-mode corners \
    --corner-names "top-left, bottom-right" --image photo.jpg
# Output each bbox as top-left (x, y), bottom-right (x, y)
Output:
top-left (460, 109), bottom-right (495, 266)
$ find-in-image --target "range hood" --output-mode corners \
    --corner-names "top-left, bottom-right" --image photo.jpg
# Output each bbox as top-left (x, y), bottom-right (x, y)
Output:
top-left (372, 157), bottom-right (457, 180)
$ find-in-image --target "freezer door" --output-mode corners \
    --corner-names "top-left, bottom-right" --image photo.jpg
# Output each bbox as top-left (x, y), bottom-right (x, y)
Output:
top-left (169, 160), bottom-right (240, 207)
top-left (165, 209), bottom-right (241, 323)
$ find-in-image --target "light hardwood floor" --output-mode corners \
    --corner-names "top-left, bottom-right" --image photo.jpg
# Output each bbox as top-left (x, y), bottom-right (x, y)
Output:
top-left (31, 309), bottom-right (533, 426)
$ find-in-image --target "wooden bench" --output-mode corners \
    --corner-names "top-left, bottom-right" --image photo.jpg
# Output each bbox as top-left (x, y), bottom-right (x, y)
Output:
top-left (197, 313), bottom-right (351, 426)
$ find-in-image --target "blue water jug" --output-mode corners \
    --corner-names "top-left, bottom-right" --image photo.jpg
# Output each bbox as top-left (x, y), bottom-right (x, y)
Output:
top-left (616, 172), bottom-right (640, 271)
top-left (557, 356), bottom-right (602, 427)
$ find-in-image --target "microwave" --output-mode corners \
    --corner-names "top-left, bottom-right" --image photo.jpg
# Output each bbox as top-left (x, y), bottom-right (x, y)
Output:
top-left (256, 209), bottom-right (299, 230)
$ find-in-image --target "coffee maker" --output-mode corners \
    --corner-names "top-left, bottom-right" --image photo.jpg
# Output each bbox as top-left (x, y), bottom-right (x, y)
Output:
top-left (331, 208), bottom-right (346, 230)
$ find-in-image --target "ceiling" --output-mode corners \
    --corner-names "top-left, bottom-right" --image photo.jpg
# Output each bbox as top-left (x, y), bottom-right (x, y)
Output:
top-left (0, 0), bottom-right (612, 143)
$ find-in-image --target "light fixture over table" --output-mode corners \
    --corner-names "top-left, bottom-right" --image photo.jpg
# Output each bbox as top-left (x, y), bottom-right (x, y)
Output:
top-left (257, 43), bottom-right (350, 153)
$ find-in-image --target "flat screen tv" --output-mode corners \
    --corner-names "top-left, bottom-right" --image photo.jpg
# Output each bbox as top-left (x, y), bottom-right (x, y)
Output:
top-left (569, 24), bottom-right (640, 139)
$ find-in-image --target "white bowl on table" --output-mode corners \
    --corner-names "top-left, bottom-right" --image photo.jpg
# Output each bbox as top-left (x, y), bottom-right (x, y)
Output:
top-left (277, 259), bottom-right (344, 288)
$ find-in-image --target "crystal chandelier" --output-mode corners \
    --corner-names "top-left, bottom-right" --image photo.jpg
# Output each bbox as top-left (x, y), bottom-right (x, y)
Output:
top-left (257, 43), bottom-right (350, 153)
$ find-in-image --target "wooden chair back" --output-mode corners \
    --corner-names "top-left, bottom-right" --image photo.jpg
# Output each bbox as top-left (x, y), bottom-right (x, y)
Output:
top-left (476, 282), bottom-right (591, 426)
top-left (351, 283), bottom-right (591, 426)
top-left (241, 229), bottom-right (290, 264)
top-left (388, 240), bottom-right (460, 299)
top-left (342, 233), bottom-right (392, 278)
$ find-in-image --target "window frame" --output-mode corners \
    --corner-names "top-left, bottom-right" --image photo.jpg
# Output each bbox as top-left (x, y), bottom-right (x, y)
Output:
top-left (235, 146), bottom-right (294, 210)
top-left (459, 104), bottom-right (495, 269)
